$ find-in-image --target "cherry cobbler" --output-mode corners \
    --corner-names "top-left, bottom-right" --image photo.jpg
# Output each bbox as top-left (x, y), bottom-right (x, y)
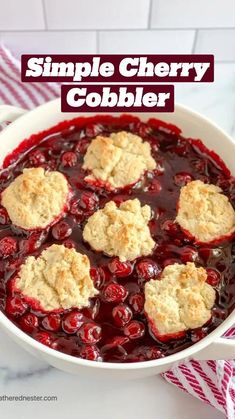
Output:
top-left (0, 114), bottom-right (234, 363)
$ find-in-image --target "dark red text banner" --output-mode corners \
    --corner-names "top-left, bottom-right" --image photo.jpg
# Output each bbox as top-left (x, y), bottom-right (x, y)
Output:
top-left (21, 55), bottom-right (214, 83)
top-left (61, 84), bottom-right (174, 113)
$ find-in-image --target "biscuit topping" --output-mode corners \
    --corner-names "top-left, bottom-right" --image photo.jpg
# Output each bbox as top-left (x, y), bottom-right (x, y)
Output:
top-left (83, 198), bottom-right (155, 261)
top-left (1, 168), bottom-right (70, 230)
top-left (176, 180), bottom-right (235, 242)
top-left (82, 131), bottom-right (156, 189)
top-left (144, 262), bottom-right (216, 338)
top-left (15, 244), bottom-right (98, 311)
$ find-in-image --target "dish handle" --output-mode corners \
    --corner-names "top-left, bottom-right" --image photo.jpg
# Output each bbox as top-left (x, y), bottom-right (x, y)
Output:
top-left (194, 337), bottom-right (235, 360)
top-left (0, 105), bottom-right (28, 126)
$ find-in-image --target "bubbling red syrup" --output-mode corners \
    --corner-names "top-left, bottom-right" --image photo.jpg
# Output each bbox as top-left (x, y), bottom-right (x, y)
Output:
top-left (0, 114), bottom-right (234, 363)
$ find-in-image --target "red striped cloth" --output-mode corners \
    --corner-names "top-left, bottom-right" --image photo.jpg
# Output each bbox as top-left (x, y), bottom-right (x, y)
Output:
top-left (0, 45), bottom-right (60, 107)
top-left (0, 44), bottom-right (235, 418)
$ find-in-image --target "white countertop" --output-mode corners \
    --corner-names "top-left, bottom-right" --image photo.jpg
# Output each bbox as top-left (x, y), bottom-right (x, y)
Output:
top-left (1, 62), bottom-right (234, 419)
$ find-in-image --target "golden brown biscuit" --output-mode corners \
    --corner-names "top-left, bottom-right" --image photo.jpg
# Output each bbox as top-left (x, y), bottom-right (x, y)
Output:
top-left (83, 198), bottom-right (155, 261)
top-left (1, 168), bottom-right (70, 230)
top-left (176, 180), bottom-right (235, 242)
top-left (144, 262), bottom-right (216, 338)
top-left (82, 131), bottom-right (156, 189)
top-left (15, 244), bottom-right (98, 311)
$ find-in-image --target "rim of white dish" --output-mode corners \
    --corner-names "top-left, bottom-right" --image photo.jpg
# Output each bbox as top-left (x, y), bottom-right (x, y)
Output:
top-left (0, 99), bottom-right (234, 370)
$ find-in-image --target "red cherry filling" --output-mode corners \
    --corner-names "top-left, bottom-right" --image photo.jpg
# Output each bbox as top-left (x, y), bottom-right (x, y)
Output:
top-left (206, 268), bottom-right (221, 286)
top-left (86, 299), bottom-right (100, 320)
top-left (19, 313), bottom-right (39, 333)
top-left (42, 314), bottom-right (61, 332)
top-left (0, 237), bottom-right (18, 258)
top-left (90, 267), bottom-right (103, 289)
top-left (103, 283), bottom-right (128, 303)
top-left (153, 330), bottom-right (186, 342)
top-left (161, 220), bottom-right (179, 236)
top-left (180, 246), bottom-right (198, 263)
top-left (77, 322), bottom-right (102, 344)
top-left (5, 296), bottom-right (27, 317)
top-left (79, 191), bottom-right (99, 212)
top-left (162, 258), bottom-right (180, 267)
top-left (108, 258), bottom-right (133, 277)
top-left (148, 179), bottom-right (162, 193)
top-left (80, 344), bottom-right (101, 361)
top-left (85, 124), bottom-right (102, 138)
top-left (70, 198), bottom-right (82, 215)
top-left (148, 318), bottom-right (186, 342)
top-left (136, 259), bottom-right (160, 281)
top-left (61, 151), bottom-right (77, 167)
top-left (124, 320), bottom-right (145, 339)
top-left (191, 328), bottom-right (207, 343)
top-left (104, 336), bottom-right (129, 348)
top-left (174, 172), bottom-right (193, 186)
top-left (52, 220), bottom-right (72, 240)
top-left (62, 311), bottom-right (84, 334)
top-left (29, 150), bottom-right (46, 166)
top-left (128, 345), bottom-right (164, 362)
top-left (129, 293), bottom-right (145, 313)
top-left (19, 232), bottom-right (47, 254)
top-left (199, 247), bottom-right (213, 263)
top-left (74, 138), bottom-right (90, 154)
top-left (0, 115), bottom-right (233, 363)
top-left (0, 207), bottom-right (9, 225)
top-left (34, 331), bottom-right (53, 347)
top-left (63, 239), bottom-right (76, 249)
top-left (136, 122), bottom-right (152, 138)
top-left (112, 304), bottom-right (133, 327)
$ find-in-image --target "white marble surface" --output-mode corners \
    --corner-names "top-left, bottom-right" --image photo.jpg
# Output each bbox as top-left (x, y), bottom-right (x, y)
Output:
top-left (1, 63), bottom-right (234, 419)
